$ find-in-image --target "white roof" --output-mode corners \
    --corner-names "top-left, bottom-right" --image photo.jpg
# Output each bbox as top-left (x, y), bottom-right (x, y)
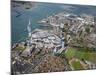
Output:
top-left (60, 23), bottom-right (64, 28)
top-left (32, 34), bottom-right (37, 38)
top-left (48, 36), bottom-right (55, 40)
top-left (77, 17), bottom-right (84, 21)
top-left (50, 23), bottom-right (60, 26)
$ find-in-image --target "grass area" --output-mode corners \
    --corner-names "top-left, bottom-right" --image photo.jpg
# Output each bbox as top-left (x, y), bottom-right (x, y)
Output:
top-left (71, 61), bottom-right (84, 70)
top-left (65, 47), bottom-right (96, 63)
top-left (14, 46), bottom-right (26, 51)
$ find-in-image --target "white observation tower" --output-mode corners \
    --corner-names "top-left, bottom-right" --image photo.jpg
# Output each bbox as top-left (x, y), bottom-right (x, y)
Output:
top-left (27, 19), bottom-right (32, 46)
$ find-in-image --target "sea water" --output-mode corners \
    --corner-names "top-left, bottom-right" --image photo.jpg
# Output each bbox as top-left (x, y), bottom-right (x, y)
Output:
top-left (11, 2), bottom-right (96, 44)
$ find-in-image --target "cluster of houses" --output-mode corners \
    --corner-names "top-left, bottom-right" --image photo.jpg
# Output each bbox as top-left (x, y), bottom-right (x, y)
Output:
top-left (12, 12), bottom-right (96, 58)
top-left (21, 18), bottom-right (66, 57)
top-left (40, 12), bottom-right (96, 48)
top-left (11, 12), bottom-right (96, 74)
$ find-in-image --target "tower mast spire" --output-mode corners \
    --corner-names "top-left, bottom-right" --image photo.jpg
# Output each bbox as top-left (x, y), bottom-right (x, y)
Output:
top-left (27, 19), bottom-right (31, 46)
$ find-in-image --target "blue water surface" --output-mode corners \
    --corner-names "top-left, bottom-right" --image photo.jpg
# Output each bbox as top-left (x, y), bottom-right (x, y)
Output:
top-left (11, 2), bottom-right (96, 44)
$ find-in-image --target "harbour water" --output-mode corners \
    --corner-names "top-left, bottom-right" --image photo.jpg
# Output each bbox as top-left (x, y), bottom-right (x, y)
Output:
top-left (11, 2), bottom-right (96, 44)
